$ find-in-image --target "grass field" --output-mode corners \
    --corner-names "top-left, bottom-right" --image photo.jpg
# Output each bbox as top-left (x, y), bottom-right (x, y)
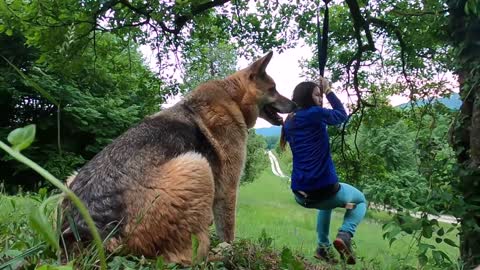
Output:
top-left (0, 170), bottom-right (459, 269)
top-left (235, 170), bottom-right (460, 269)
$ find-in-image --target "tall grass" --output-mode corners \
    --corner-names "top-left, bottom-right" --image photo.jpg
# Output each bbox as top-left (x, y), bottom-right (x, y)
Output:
top-left (0, 129), bottom-right (107, 270)
top-left (235, 170), bottom-right (460, 269)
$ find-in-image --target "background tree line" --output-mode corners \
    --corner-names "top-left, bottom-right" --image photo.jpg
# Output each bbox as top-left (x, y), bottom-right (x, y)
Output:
top-left (0, 7), bottom-right (268, 192)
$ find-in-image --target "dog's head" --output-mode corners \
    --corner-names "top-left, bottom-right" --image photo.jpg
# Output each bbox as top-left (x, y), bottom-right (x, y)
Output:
top-left (227, 52), bottom-right (296, 127)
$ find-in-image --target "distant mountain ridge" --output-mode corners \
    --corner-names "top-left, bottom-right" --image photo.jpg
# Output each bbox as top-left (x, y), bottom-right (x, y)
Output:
top-left (255, 126), bottom-right (282, 137)
top-left (398, 93), bottom-right (461, 110)
top-left (255, 93), bottom-right (461, 137)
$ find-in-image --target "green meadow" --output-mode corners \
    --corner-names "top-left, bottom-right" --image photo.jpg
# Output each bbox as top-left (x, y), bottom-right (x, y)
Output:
top-left (236, 170), bottom-right (460, 270)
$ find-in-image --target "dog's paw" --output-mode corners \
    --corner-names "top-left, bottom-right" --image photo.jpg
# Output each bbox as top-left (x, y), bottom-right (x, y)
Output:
top-left (211, 242), bottom-right (232, 255)
top-left (208, 242), bottom-right (233, 262)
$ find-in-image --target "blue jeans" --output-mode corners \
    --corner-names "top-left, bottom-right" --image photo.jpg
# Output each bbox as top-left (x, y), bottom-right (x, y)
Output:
top-left (294, 183), bottom-right (367, 247)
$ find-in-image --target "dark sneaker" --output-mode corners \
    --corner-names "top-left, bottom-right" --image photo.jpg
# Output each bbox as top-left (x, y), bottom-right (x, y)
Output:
top-left (333, 231), bottom-right (356, 265)
top-left (314, 246), bottom-right (338, 264)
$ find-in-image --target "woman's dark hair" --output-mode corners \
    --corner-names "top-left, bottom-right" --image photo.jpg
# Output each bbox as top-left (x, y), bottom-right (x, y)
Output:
top-left (291, 81), bottom-right (319, 109)
top-left (279, 81), bottom-right (320, 151)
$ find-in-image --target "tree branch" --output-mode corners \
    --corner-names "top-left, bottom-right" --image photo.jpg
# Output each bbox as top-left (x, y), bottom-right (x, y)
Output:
top-left (390, 8), bottom-right (451, 17)
top-left (171, 0), bottom-right (231, 35)
top-left (367, 16), bottom-right (416, 97)
top-left (345, 0), bottom-right (375, 51)
top-left (115, 0), bottom-right (230, 35)
top-left (344, 0), bottom-right (376, 108)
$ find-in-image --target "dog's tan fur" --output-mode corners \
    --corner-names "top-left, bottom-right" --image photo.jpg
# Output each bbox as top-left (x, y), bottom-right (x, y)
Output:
top-left (63, 52), bottom-right (295, 264)
top-left (121, 152), bottom-right (214, 263)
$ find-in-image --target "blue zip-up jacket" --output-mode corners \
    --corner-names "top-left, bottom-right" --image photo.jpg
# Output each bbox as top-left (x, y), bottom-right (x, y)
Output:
top-left (284, 92), bottom-right (348, 191)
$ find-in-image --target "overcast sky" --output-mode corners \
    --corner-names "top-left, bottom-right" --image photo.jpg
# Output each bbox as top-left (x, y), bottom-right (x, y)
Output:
top-left (140, 44), bottom-right (412, 129)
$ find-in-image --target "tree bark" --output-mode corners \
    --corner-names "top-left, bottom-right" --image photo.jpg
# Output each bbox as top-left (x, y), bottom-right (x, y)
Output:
top-left (448, 0), bottom-right (480, 268)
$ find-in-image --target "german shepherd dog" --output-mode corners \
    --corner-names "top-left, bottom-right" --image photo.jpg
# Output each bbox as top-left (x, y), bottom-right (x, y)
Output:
top-left (62, 52), bottom-right (296, 264)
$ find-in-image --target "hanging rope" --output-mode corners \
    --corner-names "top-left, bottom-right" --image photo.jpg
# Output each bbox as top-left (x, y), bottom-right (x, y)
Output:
top-left (316, 0), bottom-right (330, 77)
top-left (316, 1), bottom-right (356, 181)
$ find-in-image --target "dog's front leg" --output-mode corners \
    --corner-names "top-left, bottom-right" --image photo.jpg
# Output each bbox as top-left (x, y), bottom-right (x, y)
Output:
top-left (213, 190), bottom-right (237, 243)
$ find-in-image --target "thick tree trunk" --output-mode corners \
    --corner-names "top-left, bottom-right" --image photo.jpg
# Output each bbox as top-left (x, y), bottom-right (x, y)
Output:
top-left (448, 0), bottom-right (480, 268)
top-left (454, 73), bottom-right (480, 269)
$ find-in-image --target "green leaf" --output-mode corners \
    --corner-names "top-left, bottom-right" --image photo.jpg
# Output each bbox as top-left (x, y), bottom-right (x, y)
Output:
top-left (66, 213), bottom-right (81, 241)
top-left (389, 237), bottom-right (397, 247)
top-left (175, 0), bottom-right (189, 5)
top-left (4, 249), bottom-right (22, 258)
top-left (438, 249), bottom-right (452, 262)
top-left (5, 28), bottom-right (13, 36)
top-left (36, 264), bottom-right (74, 270)
top-left (7, 124), bottom-right (36, 151)
top-left (432, 250), bottom-right (443, 264)
top-left (281, 247), bottom-right (294, 266)
top-left (29, 208), bottom-right (60, 251)
top-left (280, 247), bottom-right (304, 270)
top-left (418, 243), bottom-right (435, 254)
top-left (464, 0), bottom-right (478, 15)
top-left (191, 234), bottom-right (199, 263)
top-left (56, 265), bottom-right (74, 270)
top-left (435, 237), bottom-right (443, 244)
top-left (39, 187), bottom-right (48, 199)
top-left (443, 238), bottom-right (458, 247)
top-left (0, 244), bottom-right (45, 269)
top-left (1, 56), bottom-right (59, 106)
top-left (155, 256), bottom-right (164, 270)
top-left (418, 253), bottom-right (428, 266)
top-left (437, 227), bottom-right (445, 236)
top-left (446, 226), bottom-right (456, 233)
top-left (422, 225), bottom-right (433, 238)
top-left (10, 198), bottom-right (16, 209)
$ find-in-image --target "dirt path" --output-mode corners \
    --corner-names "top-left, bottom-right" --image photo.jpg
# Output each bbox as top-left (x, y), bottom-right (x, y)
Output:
top-left (369, 203), bottom-right (457, 224)
top-left (267, 150), bottom-right (288, 178)
top-left (267, 151), bottom-right (284, 177)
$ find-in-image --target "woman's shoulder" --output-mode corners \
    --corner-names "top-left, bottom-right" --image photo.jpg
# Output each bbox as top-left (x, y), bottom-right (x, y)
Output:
top-left (286, 109), bottom-right (325, 129)
top-left (306, 106), bottom-right (325, 113)
top-left (296, 106), bottom-right (325, 117)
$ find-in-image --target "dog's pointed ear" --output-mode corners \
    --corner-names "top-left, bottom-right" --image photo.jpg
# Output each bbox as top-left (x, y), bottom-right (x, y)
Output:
top-left (248, 51), bottom-right (273, 78)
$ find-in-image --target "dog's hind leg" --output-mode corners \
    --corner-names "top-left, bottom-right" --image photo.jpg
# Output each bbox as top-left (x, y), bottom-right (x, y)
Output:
top-left (122, 152), bottom-right (214, 265)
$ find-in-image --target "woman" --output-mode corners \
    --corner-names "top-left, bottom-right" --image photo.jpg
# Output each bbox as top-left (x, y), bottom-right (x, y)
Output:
top-left (280, 77), bottom-right (366, 264)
